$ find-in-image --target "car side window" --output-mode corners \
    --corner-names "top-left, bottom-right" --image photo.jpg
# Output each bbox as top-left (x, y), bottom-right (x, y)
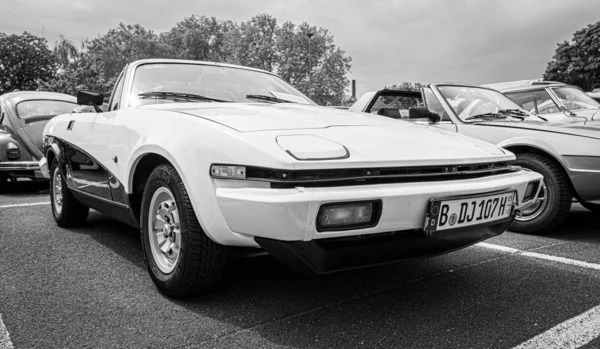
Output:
top-left (423, 88), bottom-right (451, 121)
top-left (108, 69), bottom-right (126, 111)
top-left (504, 89), bottom-right (559, 115)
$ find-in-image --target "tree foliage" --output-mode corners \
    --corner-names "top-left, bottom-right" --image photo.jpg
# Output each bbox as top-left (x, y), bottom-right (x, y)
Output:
top-left (0, 32), bottom-right (57, 94)
top-left (20, 14), bottom-right (352, 105)
top-left (544, 21), bottom-right (600, 91)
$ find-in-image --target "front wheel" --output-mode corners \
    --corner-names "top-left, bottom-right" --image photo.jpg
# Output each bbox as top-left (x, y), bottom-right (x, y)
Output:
top-left (510, 153), bottom-right (572, 234)
top-left (50, 158), bottom-right (89, 227)
top-left (140, 163), bottom-right (227, 297)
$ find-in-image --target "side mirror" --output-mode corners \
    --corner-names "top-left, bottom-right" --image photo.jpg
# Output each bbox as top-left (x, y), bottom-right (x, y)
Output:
top-left (408, 107), bottom-right (441, 123)
top-left (77, 90), bottom-right (104, 112)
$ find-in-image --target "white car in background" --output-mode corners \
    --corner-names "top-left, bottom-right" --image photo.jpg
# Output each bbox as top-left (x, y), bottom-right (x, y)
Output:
top-left (483, 80), bottom-right (600, 123)
top-left (40, 59), bottom-right (541, 297)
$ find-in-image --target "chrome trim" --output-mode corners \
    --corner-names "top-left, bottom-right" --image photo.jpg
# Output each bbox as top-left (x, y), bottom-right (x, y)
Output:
top-left (69, 186), bottom-right (129, 209)
top-left (0, 161), bottom-right (39, 171)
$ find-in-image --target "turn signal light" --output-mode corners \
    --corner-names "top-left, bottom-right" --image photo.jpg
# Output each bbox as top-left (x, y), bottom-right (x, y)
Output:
top-left (317, 200), bottom-right (382, 231)
top-left (210, 165), bottom-right (246, 179)
top-left (7, 142), bottom-right (20, 160)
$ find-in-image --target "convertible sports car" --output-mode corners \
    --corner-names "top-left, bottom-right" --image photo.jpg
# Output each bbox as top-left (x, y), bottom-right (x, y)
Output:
top-left (40, 59), bottom-right (541, 297)
top-left (482, 80), bottom-right (600, 123)
top-left (350, 84), bottom-right (600, 234)
top-left (0, 91), bottom-right (77, 191)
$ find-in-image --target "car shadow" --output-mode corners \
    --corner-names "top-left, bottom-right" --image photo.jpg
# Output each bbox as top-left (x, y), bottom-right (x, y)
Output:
top-left (0, 179), bottom-right (48, 195)
top-left (542, 204), bottom-right (600, 243)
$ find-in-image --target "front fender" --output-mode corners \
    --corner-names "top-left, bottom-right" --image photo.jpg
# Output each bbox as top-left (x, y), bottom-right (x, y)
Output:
top-left (497, 136), bottom-right (567, 168)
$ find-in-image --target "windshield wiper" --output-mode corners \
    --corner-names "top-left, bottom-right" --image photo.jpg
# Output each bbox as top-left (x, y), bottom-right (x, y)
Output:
top-left (499, 108), bottom-right (548, 121)
top-left (497, 109), bottom-right (526, 120)
top-left (246, 94), bottom-right (292, 104)
top-left (138, 91), bottom-right (230, 103)
top-left (464, 113), bottom-right (508, 121)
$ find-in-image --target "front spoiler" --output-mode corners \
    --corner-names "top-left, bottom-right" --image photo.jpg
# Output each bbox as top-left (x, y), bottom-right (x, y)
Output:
top-left (255, 215), bottom-right (513, 274)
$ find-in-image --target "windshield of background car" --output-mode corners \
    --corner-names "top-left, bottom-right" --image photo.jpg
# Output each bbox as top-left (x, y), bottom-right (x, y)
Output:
top-left (15, 100), bottom-right (77, 119)
top-left (369, 93), bottom-right (423, 115)
top-left (437, 85), bottom-right (529, 121)
top-left (552, 87), bottom-right (600, 111)
top-left (129, 63), bottom-right (315, 107)
top-left (504, 89), bottom-right (559, 115)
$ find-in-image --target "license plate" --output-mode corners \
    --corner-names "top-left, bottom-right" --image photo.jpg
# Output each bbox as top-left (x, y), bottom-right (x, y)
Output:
top-left (425, 191), bottom-right (516, 233)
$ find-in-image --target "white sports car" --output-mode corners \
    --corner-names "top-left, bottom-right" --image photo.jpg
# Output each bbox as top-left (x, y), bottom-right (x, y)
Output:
top-left (40, 59), bottom-right (542, 297)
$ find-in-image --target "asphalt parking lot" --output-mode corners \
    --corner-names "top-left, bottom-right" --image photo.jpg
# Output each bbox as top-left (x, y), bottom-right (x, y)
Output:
top-left (1, 181), bottom-right (599, 349)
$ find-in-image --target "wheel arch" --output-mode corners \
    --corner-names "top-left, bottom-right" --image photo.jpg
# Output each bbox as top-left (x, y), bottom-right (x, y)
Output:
top-left (501, 142), bottom-right (579, 200)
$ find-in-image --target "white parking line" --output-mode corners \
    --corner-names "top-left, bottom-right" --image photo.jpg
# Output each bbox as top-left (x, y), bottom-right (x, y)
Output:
top-left (511, 305), bottom-right (600, 349)
top-left (0, 314), bottom-right (14, 349)
top-left (477, 242), bottom-right (600, 271)
top-left (0, 202), bottom-right (50, 209)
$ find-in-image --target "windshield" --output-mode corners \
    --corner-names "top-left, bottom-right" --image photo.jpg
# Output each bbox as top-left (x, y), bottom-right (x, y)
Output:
top-left (129, 63), bottom-right (315, 107)
top-left (15, 100), bottom-right (77, 119)
top-left (436, 85), bottom-right (530, 121)
top-left (552, 86), bottom-right (600, 111)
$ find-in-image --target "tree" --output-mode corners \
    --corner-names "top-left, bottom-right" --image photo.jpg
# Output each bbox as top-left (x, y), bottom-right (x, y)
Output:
top-left (276, 22), bottom-right (352, 105)
top-left (544, 21), bottom-right (600, 91)
top-left (161, 15), bottom-right (237, 62)
top-left (0, 32), bottom-right (57, 94)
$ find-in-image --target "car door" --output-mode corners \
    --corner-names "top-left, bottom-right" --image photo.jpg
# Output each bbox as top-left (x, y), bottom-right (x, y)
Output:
top-left (61, 75), bottom-right (126, 201)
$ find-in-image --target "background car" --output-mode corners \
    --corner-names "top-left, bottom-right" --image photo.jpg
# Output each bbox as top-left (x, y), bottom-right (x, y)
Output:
top-left (40, 59), bottom-right (541, 297)
top-left (588, 91), bottom-right (600, 103)
top-left (350, 85), bottom-right (600, 234)
top-left (482, 80), bottom-right (600, 123)
top-left (0, 91), bottom-right (77, 192)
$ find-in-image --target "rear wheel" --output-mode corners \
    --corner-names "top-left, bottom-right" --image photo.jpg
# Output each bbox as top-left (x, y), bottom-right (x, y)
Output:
top-left (50, 158), bottom-right (89, 227)
top-left (140, 163), bottom-right (227, 297)
top-left (510, 153), bottom-right (572, 234)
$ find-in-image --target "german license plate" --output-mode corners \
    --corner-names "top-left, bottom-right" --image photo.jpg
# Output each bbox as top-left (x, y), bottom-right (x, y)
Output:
top-left (425, 191), bottom-right (516, 233)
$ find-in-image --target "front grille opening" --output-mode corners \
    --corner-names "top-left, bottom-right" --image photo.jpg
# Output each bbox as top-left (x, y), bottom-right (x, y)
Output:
top-left (255, 161), bottom-right (516, 188)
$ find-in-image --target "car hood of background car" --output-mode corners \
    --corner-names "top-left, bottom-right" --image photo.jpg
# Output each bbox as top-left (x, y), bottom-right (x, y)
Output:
top-left (140, 102), bottom-right (513, 165)
top-left (473, 119), bottom-right (600, 140)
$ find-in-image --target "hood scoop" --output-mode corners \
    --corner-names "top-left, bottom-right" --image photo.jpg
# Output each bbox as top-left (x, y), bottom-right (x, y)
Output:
top-left (276, 135), bottom-right (349, 160)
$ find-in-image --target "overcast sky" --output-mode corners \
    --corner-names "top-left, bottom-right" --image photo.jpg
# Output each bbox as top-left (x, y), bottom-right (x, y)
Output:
top-left (2, 0), bottom-right (599, 97)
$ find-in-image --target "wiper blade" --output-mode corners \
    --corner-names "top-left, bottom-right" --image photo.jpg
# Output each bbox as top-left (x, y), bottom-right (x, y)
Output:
top-left (464, 113), bottom-right (507, 121)
top-left (246, 94), bottom-right (292, 103)
top-left (497, 109), bottom-right (525, 120)
top-left (138, 91), bottom-right (229, 102)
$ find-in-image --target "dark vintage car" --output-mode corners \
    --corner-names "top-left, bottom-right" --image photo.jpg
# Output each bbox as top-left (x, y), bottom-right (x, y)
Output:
top-left (0, 91), bottom-right (77, 191)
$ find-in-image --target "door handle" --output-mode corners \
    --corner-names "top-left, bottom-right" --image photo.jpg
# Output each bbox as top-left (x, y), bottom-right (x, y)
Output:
top-left (67, 120), bottom-right (75, 130)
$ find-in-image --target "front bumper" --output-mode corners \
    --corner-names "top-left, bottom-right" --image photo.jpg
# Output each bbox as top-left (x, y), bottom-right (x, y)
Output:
top-left (256, 216), bottom-right (513, 274)
top-left (0, 161), bottom-right (44, 178)
top-left (215, 169), bottom-right (542, 243)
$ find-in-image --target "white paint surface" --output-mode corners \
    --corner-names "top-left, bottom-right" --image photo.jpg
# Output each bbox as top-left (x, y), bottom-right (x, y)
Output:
top-left (0, 314), bottom-right (14, 349)
top-left (511, 305), bottom-right (600, 349)
top-left (477, 242), bottom-right (600, 271)
top-left (0, 202), bottom-right (50, 209)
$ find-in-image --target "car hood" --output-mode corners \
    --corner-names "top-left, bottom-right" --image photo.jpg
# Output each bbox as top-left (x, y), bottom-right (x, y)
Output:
top-left (143, 103), bottom-right (385, 132)
top-left (141, 102), bottom-right (514, 166)
top-left (473, 119), bottom-right (600, 140)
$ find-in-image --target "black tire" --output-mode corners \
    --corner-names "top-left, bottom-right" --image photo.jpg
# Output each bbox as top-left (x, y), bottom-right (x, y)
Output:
top-left (510, 153), bottom-right (572, 234)
top-left (580, 202), bottom-right (600, 214)
top-left (140, 163), bottom-right (227, 297)
top-left (50, 158), bottom-right (89, 227)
